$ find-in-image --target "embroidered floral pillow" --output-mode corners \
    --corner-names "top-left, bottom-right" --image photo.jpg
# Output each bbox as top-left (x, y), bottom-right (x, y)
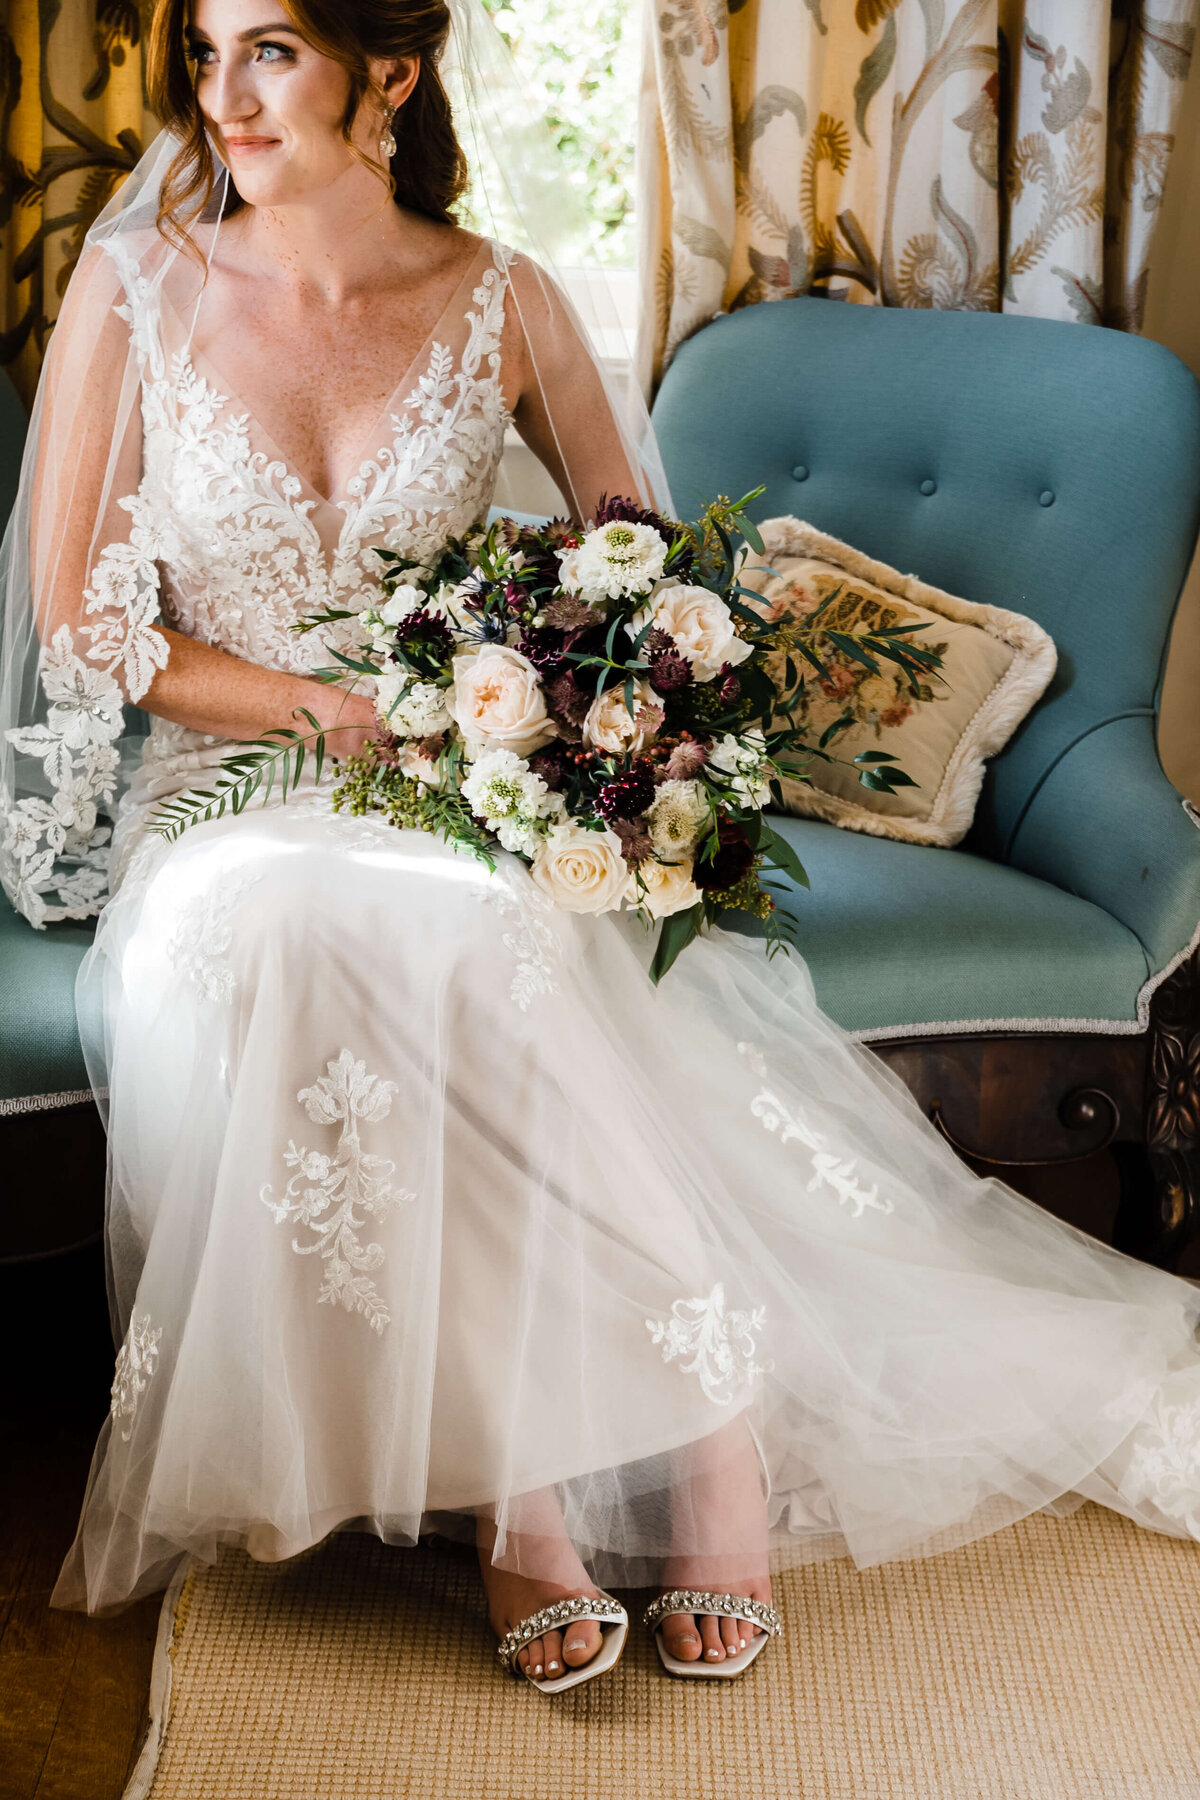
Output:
top-left (738, 518), bottom-right (1057, 847)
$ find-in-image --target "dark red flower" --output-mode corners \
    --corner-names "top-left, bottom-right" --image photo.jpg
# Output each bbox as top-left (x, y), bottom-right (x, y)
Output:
top-left (694, 819), bottom-right (755, 892)
top-left (717, 665), bottom-right (742, 705)
top-left (528, 745), bottom-right (570, 790)
top-left (596, 760), bottom-right (657, 823)
top-left (515, 626), bottom-right (565, 673)
top-left (649, 649), bottom-right (692, 695)
top-left (545, 669), bottom-right (591, 726)
top-left (389, 607), bottom-right (455, 675)
top-left (593, 494), bottom-right (672, 541)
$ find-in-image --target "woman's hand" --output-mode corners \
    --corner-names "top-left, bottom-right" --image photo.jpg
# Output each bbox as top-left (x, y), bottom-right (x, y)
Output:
top-left (303, 682), bottom-right (379, 762)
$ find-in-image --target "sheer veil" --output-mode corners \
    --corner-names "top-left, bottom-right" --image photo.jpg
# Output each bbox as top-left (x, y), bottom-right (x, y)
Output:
top-left (0, 0), bottom-right (670, 930)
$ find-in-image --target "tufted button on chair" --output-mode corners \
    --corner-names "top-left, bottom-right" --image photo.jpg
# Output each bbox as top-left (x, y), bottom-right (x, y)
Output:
top-left (652, 297), bottom-right (1200, 1269)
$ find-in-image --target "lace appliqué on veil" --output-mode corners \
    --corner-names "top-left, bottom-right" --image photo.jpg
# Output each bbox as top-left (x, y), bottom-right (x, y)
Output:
top-left (110, 1311), bottom-right (163, 1442)
top-left (646, 1281), bottom-right (774, 1406)
top-left (166, 874), bottom-right (257, 1003)
top-left (478, 872), bottom-right (560, 1011)
top-left (739, 1042), bottom-right (893, 1220)
top-left (260, 1049), bottom-right (415, 1334)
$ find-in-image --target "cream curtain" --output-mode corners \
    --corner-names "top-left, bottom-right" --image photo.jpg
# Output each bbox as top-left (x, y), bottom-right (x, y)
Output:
top-left (637, 0), bottom-right (1200, 394)
top-left (1, 0), bottom-right (156, 408)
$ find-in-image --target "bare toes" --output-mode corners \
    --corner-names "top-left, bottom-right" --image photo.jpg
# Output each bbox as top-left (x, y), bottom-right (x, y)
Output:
top-left (542, 1628), bottom-right (564, 1678)
top-left (719, 1616), bottom-right (742, 1656)
top-left (699, 1615), bottom-right (726, 1662)
top-left (562, 1619), bottom-right (602, 1667)
top-left (663, 1612), bottom-right (703, 1662)
top-left (522, 1635), bottom-right (545, 1680)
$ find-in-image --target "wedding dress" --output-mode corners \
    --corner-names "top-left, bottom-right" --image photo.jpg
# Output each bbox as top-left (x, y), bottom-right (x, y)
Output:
top-left (30, 230), bottom-right (1200, 1614)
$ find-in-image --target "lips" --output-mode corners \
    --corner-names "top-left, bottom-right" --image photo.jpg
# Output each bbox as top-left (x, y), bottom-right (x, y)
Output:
top-left (223, 137), bottom-right (280, 153)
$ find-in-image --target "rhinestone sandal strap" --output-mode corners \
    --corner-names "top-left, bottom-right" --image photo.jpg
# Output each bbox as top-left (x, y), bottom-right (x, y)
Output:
top-left (642, 1589), bottom-right (784, 1637)
top-left (496, 1590), bottom-right (627, 1670)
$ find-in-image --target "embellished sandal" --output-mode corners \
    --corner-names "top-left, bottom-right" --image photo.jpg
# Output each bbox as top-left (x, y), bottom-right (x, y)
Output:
top-left (643, 1589), bottom-right (783, 1680)
top-left (496, 1590), bottom-right (629, 1694)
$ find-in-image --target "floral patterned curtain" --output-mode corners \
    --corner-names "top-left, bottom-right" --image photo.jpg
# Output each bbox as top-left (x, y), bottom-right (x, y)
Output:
top-left (1, 1), bottom-right (155, 409)
top-left (637, 0), bottom-right (1199, 394)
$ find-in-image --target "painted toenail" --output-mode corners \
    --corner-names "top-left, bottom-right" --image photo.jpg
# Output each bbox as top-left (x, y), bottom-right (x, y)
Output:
top-left (533, 1663), bottom-right (543, 1676)
top-left (739, 1637), bottom-right (747, 1647)
top-left (547, 1660), bottom-right (559, 1671)
top-left (706, 1649), bottom-right (721, 1659)
top-left (564, 1638), bottom-right (587, 1651)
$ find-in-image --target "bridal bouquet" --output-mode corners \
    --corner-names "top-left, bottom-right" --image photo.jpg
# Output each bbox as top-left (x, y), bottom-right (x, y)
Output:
top-left (152, 490), bottom-right (940, 981)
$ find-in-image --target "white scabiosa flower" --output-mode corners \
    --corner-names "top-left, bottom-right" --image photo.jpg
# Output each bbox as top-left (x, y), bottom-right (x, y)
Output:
top-left (558, 521), bottom-right (668, 604)
top-left (461, 748), bottom-right (554, 853)
top-left (708, 730), bottom-right (773, 808)
top-left (646, 779), bottom-right (710, 857)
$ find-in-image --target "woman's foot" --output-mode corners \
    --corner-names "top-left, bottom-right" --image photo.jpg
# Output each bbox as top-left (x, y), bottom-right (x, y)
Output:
top-left (476, 1492), bottom-right (606, 1682)
top-left (657, 1413), bottom-right (773, 1668)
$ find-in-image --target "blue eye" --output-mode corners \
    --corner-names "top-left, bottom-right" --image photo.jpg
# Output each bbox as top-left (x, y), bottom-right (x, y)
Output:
top-left (256, 42), bottom-right (294, 62)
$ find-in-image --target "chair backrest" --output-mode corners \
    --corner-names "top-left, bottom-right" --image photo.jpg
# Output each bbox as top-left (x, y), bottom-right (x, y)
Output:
top-left (0, 369), bottom-right (26, 533)
top-left (650, 300), bottom-right (1200, 862)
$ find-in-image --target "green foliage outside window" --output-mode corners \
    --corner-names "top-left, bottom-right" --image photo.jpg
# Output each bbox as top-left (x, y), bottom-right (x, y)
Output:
top-left (478, 0), bottom-right (639, 266)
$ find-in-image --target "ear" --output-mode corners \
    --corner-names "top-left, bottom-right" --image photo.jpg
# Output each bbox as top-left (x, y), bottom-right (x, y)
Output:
top-left (377, 55), bottom-right (421, 110)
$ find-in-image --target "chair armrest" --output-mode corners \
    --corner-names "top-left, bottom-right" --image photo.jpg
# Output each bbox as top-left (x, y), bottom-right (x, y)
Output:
top-left (1005, 713), bottom-right (1200, 982)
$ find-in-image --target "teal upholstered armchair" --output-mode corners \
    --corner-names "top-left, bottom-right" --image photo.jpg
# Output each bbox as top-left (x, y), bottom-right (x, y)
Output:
top-left (652, 298), bottom-right (1200, 1267)
top-left (2, 300), bottom-right (1200, 1266)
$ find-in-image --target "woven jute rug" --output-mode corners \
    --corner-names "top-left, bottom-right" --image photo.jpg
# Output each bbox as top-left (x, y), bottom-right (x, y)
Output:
top-left (124, 1502), bottom-right (1200, 1800)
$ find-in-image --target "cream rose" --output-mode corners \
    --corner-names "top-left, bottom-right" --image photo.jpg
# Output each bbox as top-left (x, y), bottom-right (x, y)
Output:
top-left (448, 644), bottom-right (556, 757)
top-left (529, 823), bottom-right (628, 915)
top-left (626, 856), bottom-right (701, 919)
top-left (645, 584), bottom-right (754, 683)
top-left (582, 678), bottom-right (659, 755)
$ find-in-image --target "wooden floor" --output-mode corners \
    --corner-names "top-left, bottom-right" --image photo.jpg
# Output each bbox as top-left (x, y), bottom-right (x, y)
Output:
top-left (0, 1150), bottom-right (1193, 1800)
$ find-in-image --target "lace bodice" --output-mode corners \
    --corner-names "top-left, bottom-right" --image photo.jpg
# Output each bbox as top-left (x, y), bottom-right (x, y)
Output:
top-left (3, 236), bottom-right (514, 925)
top-left (126, 234), bottom-right (513, 675)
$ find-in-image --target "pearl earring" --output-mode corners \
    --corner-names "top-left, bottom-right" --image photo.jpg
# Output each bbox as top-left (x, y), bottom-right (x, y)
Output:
top-left (380, 105), bottom-right (397, 161)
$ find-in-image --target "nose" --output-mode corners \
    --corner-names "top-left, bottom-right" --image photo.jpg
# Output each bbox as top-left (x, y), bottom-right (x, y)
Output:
top-left (204, 57), bottom-right (262, 129)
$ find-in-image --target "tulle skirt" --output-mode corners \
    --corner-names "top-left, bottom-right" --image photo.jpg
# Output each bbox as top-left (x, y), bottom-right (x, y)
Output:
top-left (54, 785), bottom-right (1200, 1612)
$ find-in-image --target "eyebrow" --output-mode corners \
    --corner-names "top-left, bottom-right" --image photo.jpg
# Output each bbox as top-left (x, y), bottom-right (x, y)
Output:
top-left (186, 23), bottom-right (307, 44)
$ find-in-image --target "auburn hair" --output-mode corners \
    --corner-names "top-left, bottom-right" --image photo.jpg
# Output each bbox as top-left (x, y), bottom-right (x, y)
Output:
top-left (146, 0), bottom-right (470, 247)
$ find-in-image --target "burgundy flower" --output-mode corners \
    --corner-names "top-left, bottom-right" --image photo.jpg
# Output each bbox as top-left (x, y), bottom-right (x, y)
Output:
top-left (717, 665), bottom-right (742, 705)
top-left (649, 649), bottom-right (692, 696)
top-left (389, 607), bottom-right (455, 675)
top-left (544, 594), bottom-right (595, 632)
top-left (694, 819), bottom-right (755, 892)
top-left (612, 818), bottom-right (654, 864)
top-left (596, 760), bottom-right (657, 824)
top-left (545, 669), bottom-right (591, 726)
top-left (515, 626), bottom-right (565, 673)
top-left (593, 494), bottom-right (672, 542)
top-left (528, 745), bottom-right (570, 790)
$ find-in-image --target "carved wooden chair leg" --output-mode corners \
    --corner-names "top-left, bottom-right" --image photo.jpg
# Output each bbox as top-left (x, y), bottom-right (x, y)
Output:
top-left (1113, 946), bottom-right (1200, 1271)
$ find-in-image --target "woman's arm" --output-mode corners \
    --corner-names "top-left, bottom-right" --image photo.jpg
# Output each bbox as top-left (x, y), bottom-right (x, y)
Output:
top-left (140, 628), bottom-right (378, 759)
top-left (503, 256), bottom-right (645, 523)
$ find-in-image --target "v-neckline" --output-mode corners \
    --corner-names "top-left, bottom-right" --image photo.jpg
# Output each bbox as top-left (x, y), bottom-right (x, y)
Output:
top-left (158, 236), bottom-right (500, 511)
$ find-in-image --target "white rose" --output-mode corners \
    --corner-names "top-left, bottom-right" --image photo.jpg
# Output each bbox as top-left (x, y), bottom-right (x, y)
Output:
top-left (429, 578), bottom-right (481, 630)
top-left (529, 823), bottom-right (628, 915)
top-left (626, 856), bottom-right (701, 919)
top-left (379, 588), bottom-right (423, 627)
top-left (646, 778), bottom-right (710, 856)
top-left (448, 644), bottom-right (556, 757)
top-left (582, 678), bottom-right (659, 755)
top-left (645, 584), bottom-right (753, 683)
top-left (399, 742), bottom-right (444, 788)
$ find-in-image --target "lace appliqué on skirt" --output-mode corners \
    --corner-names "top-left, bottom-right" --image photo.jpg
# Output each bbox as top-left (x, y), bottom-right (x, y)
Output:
top-left (478, 873), bottom-right (560, 1011)
top-left (166, 874), bottom-right (257, 1003)
top-left (645, 1281), bottom-right (773, 1406)
top-left (739, 1041), bottom-right (893, 1220)
top-left (260, 1049), bottom-right (415, 1334)
top-left (110, 1311), bottom-right (162, 1441)
top-left (1119, 1389), bottom-right (1200, 1531)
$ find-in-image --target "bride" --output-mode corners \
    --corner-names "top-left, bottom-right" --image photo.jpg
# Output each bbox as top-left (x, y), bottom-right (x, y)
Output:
top-left (4, 0), bottom-right (1200, 1697)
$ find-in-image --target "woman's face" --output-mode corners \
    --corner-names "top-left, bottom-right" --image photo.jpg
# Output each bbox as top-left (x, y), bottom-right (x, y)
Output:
top-left (187, 0), bottom-right (412, 209)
